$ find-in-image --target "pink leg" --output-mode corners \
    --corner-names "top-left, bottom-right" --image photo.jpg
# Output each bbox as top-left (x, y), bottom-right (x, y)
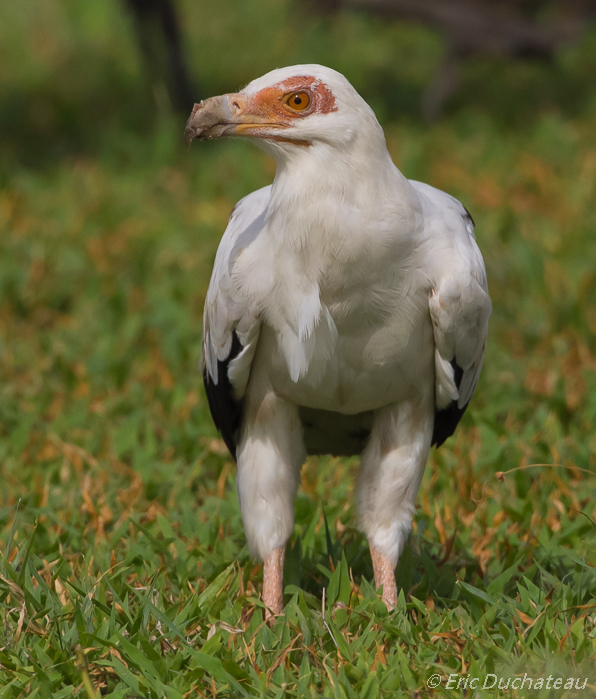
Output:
top-left (262, 546), bottom-right (285, 619)
top-left (370, 543), bottom-right (397, 610)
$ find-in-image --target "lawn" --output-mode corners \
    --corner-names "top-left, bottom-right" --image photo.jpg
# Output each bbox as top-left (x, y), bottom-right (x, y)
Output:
top-left (1, 1), bottom-right (596, 697)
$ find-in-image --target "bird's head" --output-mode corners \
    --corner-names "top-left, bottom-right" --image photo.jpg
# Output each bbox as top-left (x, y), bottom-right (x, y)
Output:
top-left (184, 65), bottom-right (385, 159)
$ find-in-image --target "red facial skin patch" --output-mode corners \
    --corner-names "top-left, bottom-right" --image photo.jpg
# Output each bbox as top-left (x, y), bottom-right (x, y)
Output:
top-left (242, 76), bottom-right (338, 145)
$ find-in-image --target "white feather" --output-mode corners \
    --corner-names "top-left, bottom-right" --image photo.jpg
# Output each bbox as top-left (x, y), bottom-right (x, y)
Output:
top-left (201, 65), bottom-right (491, 565)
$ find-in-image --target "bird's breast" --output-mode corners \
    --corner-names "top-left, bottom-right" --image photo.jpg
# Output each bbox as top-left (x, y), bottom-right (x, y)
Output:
top-left (266, 274), bottom-right (434, 414)
top-left (239, 194), bottom-right (433, 412)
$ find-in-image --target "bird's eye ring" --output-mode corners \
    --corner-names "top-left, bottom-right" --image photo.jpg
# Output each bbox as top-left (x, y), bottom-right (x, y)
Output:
top-left (283, 91), bottom-right (311, 112)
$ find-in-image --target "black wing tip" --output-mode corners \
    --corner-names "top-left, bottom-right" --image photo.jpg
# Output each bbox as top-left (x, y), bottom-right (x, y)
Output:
top-left (431, 399), bottom-right (469, 447)
top-left (462, 206), bottom-right (475, 228)
top-left (202, 331), bottom-right (244, 462)
top-left (432, 357), bottom-right (467, 448)
top-left (451, 357), bottom-right (464, 390)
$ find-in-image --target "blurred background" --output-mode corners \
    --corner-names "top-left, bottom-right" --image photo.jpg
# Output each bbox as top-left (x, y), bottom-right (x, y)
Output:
top-left (1, 0), bottom-right (596, 601)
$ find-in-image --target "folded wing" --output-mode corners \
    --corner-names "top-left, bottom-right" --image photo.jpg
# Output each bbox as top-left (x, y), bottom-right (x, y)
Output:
top-left (201, 186), bottom-right (270, 458)
top-left (410, 181), bottom-right (492, 447)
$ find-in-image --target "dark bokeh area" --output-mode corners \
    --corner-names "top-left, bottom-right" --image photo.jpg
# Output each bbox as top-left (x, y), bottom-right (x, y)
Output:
top-left (4, 0), bottom-right (596, 171)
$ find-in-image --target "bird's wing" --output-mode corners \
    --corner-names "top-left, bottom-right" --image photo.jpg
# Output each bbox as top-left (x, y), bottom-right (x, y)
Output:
top-left (410, 181), bottom-right (492, 447)
top-left (201, 185), bottom-right (270, 458)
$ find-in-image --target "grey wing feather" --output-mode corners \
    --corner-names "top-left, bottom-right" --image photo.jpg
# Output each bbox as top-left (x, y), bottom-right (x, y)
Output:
top-left (201, 185), bottom-right (270, 457)
top-left (410, 180), bottom-right (492, 446)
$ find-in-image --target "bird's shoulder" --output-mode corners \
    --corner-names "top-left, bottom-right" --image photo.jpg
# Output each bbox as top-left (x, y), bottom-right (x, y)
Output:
top-left (210, 184), bottom-right (272, 284)
top-left (204, 186), bottom-right (272, 370)
top-left (409, 179), bottom-right (490, 314)
top-left (204, 184), bottom-right (271, 346)
top-left (409, 180), bottom-right (486, 285)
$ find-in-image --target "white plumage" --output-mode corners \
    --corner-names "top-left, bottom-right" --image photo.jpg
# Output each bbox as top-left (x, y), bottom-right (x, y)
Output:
top-left (186, 64), bottom-right (491, 615)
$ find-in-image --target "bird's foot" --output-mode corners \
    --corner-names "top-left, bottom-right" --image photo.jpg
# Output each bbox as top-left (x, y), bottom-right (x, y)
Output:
top-left (370, 543), bottom-right (397, 611)
top-left (262, 545), bottom-right (285, 621)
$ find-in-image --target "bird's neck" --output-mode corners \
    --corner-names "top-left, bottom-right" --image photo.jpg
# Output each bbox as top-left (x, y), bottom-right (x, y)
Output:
top-left (265, 141), bottom-right (420, 256)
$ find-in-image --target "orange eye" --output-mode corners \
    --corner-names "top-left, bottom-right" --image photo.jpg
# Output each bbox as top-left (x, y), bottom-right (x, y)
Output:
top-left (284, 91), bottom-right (311, 112)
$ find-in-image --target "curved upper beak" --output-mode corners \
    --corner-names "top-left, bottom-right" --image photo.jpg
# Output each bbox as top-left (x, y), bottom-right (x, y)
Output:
top-left (184, 93), bottom-right (278, 147)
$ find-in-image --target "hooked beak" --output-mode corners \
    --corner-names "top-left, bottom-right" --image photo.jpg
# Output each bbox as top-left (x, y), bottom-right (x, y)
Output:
top-left (184, 93), bottom-right (282, 147)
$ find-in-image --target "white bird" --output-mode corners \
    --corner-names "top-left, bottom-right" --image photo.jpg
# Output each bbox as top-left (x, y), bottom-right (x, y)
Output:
top-left (185, 65), bottom-right (491, 617)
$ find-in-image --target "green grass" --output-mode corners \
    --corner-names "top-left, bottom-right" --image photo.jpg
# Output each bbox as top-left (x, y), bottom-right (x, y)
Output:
top-left (1, 1), bottom-right (596, 697)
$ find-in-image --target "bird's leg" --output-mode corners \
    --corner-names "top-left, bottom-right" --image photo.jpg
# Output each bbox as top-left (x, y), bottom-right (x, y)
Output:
top-left (262, 545), bottom-right (285, 619)
top-left (369, 542), bottom-right (398, 610)
top-left (357, 400), bottom-right (433, 612)
top-left (235, 390), bottom-right (305, 622)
